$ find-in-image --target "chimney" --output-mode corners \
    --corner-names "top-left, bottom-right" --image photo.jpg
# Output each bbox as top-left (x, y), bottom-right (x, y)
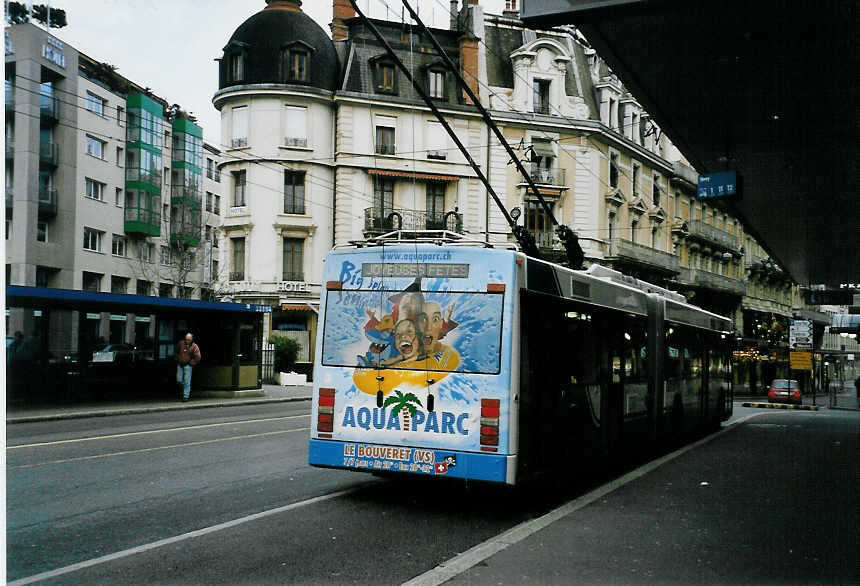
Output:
top-left (450, 0), bottom-right (459, 31)
top-left (503, 0), bottom-right (519, 18)
top-left (459, 32), bottom-right (480, 105)
top-left (265, 0), bottom-right (302, 12)
top-left (331, 0), bottom-right (355, 41)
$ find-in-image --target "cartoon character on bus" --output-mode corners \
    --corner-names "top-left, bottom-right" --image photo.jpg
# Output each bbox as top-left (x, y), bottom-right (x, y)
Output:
top-left (357, 310), bottom-right (397, 367)
top-left (352, 280), bottom-right (461, 395)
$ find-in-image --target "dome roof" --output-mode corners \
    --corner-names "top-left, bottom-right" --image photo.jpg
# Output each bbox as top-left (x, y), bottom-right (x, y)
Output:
top-left (219, 1), bottom-right (340, 91)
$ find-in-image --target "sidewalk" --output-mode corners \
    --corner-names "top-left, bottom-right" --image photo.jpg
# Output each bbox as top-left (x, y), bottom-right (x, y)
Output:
top-left (5, 383), bottom-right (313, 424)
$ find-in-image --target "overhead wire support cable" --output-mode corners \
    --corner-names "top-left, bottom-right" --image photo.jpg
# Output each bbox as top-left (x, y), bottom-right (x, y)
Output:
top-left (398, 0), bottom-right (583, 269)
top-left (346, 0), bottom-right (541, 259)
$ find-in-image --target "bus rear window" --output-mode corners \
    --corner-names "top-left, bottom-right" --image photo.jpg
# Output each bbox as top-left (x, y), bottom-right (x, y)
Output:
top-left (321, 289), bottom-right (504, 374)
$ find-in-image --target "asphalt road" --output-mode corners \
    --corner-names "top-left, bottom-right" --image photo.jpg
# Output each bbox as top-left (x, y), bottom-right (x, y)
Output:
top-left (6, 403), bottom-right (858, 584)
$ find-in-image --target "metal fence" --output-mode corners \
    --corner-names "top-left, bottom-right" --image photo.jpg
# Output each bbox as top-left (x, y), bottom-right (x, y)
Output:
top-left (262, 343), bottom-right (276, 383)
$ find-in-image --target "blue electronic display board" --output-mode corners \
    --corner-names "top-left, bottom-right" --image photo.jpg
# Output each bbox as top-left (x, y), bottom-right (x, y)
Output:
top-left (697, 171), bottom-right (739, 200)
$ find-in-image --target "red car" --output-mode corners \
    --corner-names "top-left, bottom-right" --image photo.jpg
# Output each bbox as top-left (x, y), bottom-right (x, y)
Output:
top-left (768, 379), bottom-right (802, 405)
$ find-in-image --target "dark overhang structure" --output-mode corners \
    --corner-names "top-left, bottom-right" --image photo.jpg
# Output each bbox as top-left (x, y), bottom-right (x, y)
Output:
top-left (521, 0), bottom-right (859, 287)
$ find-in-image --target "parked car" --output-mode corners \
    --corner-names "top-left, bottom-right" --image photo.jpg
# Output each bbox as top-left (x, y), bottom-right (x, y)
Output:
top-left (92, 344), bottom-right (135, 363)
top-left (768, 379), bottom-right (802, 405)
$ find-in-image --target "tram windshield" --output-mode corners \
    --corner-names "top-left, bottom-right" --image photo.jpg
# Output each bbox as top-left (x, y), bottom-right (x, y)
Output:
top-left (321, 289), bottom-right (504, 374)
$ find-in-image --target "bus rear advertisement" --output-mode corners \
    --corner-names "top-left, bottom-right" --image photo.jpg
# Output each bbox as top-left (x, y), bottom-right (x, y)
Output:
top-left (308, 245), bottom-right (519, 483)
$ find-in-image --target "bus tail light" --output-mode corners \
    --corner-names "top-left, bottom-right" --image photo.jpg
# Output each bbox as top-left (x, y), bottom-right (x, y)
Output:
top-left (480, 398), bottom-right (500, 452)
top-left (318, 387), bottom-right (335, 437)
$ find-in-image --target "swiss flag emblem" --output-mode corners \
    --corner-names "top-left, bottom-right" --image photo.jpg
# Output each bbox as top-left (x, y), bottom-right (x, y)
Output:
top-left (435, 462), bottom-right (448, 475)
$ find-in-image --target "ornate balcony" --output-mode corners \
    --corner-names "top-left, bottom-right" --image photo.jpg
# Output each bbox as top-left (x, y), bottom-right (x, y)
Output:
top-left (363, 208), bottom-right (464, 235)
top-left (678, 267), bottom-right (745, 296)
top-left (606, 238), bottom-right (680, 275)
top-left (37, 186), bottom-right (57, 218)
top-left (524, 164), bottom-right (566, 186)
top-left (686, 219), bottom-right (741, 253)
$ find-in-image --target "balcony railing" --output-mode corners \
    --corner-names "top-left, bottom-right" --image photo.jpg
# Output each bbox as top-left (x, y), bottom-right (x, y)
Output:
top-left (678, 267), bottom-right (745, 296)
top-left (533, 230), bottom-right (555, 249)
top-left (686, 219), bottom-right (741, 252)
top-left (230, 137), bottom-right (248, 148)
top-left (229, 271), bottom-right (245, 281)
top-left (363, 208), bottom-right (464, 234)
top-left (38, 186), bottom-right (57, 218)
top-left (124, 206), bottom-right (162, 237)
top-left (170, 186), bottom-right (202, 204)
top-left (39, 95), bottom-right (59, 125)
top-left (125, 167), bottom-right (163, 188)
top-left (38, 142), bottom-right (59, 167)
top-left (375, 143), bottom-right (396, 156)
top-left (282, 271), bottom-right (304, 282)
top-left (533, 103), bottom-right (551, 115)
top-left (284, 137), bottom-right (308, 148)
top-left (606, 238), bottom-right (680, 274)
top-left (525, 164), bottom-right (566, 186)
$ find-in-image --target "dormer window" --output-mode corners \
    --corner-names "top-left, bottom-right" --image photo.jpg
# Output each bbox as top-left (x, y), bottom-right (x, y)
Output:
top-left (289, 49), bottom-right (308, 82)
top-left (533, 79), bottom-right (551, 114)
top-left (371, 56), bottom-right (398, 95)
top-left (230, 52), bottom-right (245, 82)
top-left (282, 41), bottom-right (314, 84)
top-left (379, 63), bottom-right (395, 92)
top-left (222, 40), bottom-right (249, 85)
top-left (429, 68), bottom-right (445, 99)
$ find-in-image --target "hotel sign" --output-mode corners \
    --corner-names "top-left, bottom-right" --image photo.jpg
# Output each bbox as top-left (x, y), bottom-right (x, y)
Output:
top-left (277, 281), bottom-right (309, 292)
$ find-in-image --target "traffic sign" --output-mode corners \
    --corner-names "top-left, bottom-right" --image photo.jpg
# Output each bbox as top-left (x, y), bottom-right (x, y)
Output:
top-left (790, 351), bottom-right (813, 370)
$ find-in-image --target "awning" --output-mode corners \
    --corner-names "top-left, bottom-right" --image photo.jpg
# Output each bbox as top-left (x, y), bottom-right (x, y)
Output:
top-left (280, 304), bottom-right (317, 312)
top-left (531, 139), bottom-right (554, 157)
top-left (367, 168), bottom-right (460, 182)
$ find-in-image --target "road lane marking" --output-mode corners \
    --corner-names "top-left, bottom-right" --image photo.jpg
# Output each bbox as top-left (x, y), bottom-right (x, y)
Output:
top-left (8, 428), bottom-right (310, 470)
top-left (7, 415), bottom-right (310, 450)
top-left (403, 411), bottom-right (768, 586)
top-left (8, 484), bottom-right (375, 586)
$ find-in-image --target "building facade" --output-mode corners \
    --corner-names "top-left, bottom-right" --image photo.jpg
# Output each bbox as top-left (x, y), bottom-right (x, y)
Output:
top-left (214, 0), bottom-right (813, 385)
top-left (5, 23), bottom-right (222, 349)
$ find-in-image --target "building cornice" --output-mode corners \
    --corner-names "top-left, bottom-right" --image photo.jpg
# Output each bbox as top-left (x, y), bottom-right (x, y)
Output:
top-left (213, 84), bottom-right (335, 109)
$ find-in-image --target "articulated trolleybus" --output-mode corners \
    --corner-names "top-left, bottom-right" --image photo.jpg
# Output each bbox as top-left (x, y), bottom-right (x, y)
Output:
top-left (309, 233), bottom-right (733, 485)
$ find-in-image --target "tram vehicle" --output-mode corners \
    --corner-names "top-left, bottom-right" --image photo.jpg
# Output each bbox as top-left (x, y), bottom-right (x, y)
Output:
top-left (308, 233), bottom-right (734, 485)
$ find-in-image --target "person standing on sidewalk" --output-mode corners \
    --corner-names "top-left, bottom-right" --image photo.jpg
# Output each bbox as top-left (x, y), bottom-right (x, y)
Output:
top-left (176, 333), bottom-right (201, 402)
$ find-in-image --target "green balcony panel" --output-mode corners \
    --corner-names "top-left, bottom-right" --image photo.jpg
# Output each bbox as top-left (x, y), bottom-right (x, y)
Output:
top-left (126, 93), bottom-right (165, 149)
top-left (124, 191), bottom-right (161, 237)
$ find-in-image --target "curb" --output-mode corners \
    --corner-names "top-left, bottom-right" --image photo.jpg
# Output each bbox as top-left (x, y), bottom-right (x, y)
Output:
top-left (742, 402), bottom-right (819, 411)
top-left (6, 396), bottom-right (312, 424)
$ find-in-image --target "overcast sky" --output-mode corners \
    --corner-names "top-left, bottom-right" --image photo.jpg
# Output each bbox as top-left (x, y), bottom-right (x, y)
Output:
top-left (41, 0), bottom-right (508, 146)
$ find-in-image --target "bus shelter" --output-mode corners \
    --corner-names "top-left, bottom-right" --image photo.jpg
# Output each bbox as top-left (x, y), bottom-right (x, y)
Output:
top-left (5, 286), bottom-right (271, 405)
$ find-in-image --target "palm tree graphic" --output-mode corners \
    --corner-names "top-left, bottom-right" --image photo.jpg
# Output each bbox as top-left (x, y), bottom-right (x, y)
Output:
top-left (383, 390), bottom-right (423, 432)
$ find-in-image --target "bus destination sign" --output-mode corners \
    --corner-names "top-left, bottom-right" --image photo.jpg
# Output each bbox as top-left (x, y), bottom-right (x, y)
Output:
top-left (362, 263), bottom-right (470, 278)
